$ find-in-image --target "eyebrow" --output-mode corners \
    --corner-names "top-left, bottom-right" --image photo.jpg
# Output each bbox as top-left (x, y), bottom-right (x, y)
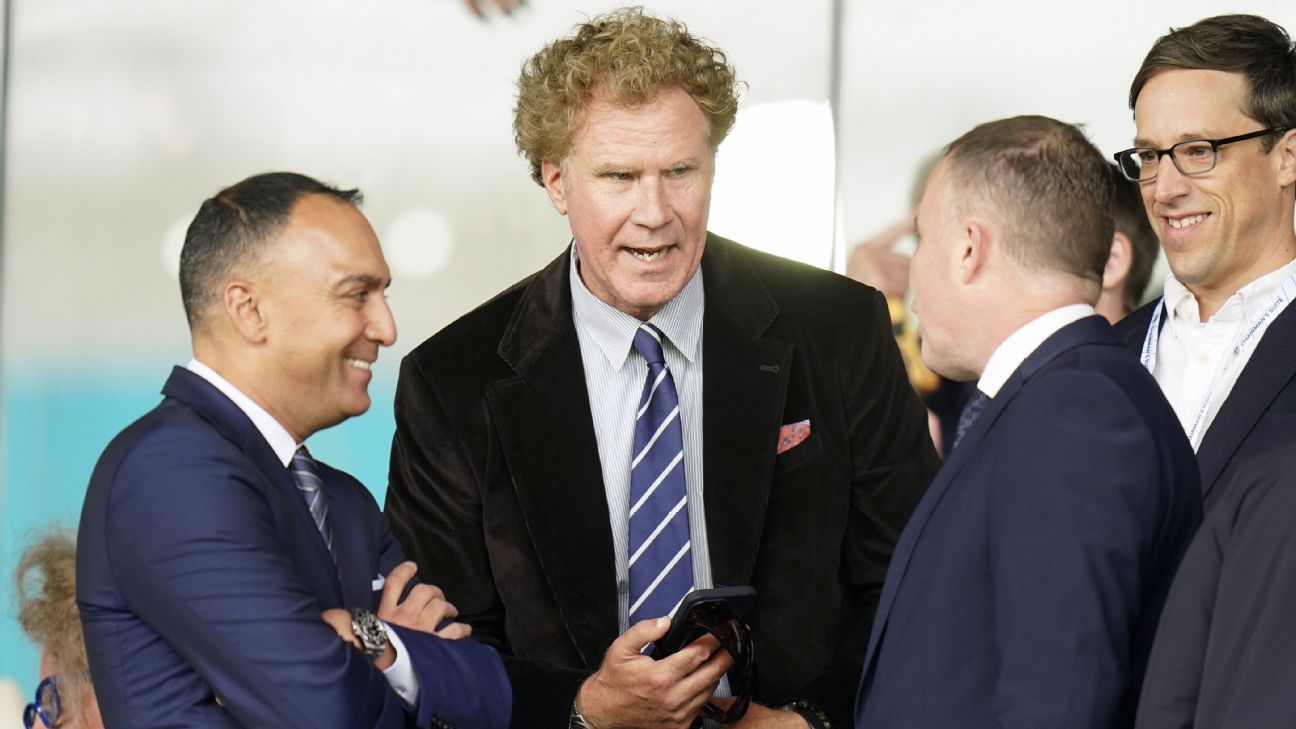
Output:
top-left (1132, 130), bottom-right (1221, 147)
top-left (333, 274), bottom-right (390, 291)
top-left (591, 158), bottom-right (701, 175)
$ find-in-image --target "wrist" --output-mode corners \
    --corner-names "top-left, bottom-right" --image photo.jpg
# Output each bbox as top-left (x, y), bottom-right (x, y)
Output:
top-left (570, 684), bottom-right (601, 729)
top-left (349, 608), bottom-right (391, 663)
top-left (374, 642), bottom-right (397, 670)
top-left (776, 699), bottom-right (831, 729)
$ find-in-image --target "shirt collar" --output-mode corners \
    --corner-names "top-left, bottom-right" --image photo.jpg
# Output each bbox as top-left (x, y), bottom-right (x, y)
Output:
top-left (1163, 255), bottom-right (1296, 324)
top-left (187, 359), bottom-right (301, 467)
top-left (568, 243), bottom-right (704, 370)
top-left (977, 304), bottom-right (1096, 398)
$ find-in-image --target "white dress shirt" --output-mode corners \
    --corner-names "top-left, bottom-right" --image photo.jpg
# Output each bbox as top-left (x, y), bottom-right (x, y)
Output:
top-left (977, 304), bottom-right (1097, 398)
top-left (567, 250), bottom-right (720, 634)
top-left (187, 359), bottom-right (420, 706)
top-left (1148, 256), bottom-right (1296, 450)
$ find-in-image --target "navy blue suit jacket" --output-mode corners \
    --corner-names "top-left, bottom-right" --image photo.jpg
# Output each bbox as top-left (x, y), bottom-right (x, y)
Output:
top-left (855, 316), bottom-right (1202, 729)
top-left (77, 367), bottom-right (510, 729)
top-left (1115, 299), bottom-right (1296, 512)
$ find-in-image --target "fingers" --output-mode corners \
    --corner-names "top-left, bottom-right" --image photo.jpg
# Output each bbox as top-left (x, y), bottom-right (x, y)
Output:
top-left (434, 621), bottom-right (473, 640)
top-left (378, 561), bottom-right (418, 616)
top-left (320, 609), bottom-right (362, 650)
top-left (611, 617), bottom-right (671, 657)
top-left (666, 633), bottom-right (732, 694)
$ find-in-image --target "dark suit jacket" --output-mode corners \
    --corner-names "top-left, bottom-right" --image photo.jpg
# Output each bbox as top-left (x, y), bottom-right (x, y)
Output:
top-left (1115, 300), bottom-right (1296, 512)
top-left (77, 367), bottom-right (510, 729)
top-left (385, 234), bottom-right (939, 728)
top-left (856, 316), bottom-right (1202, 729)
top-left (1135, 446), bottom-right (1296, 729)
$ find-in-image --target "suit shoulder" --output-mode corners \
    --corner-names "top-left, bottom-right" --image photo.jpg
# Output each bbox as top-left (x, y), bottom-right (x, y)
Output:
top-left (92, 400), bottom-right (238, 480)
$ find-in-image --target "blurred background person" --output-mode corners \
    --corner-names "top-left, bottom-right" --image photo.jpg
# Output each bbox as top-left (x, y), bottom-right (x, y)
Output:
top-left (15, 529), bottom-right (103, 729)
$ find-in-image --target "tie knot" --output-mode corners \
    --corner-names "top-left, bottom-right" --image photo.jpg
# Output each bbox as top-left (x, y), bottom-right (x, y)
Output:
top-left (291, 447), bottom-right (319, 479)
top-left (633, 324), bottom-right (667, 365)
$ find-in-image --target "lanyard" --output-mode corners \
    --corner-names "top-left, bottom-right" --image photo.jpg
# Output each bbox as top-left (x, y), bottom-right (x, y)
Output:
top-left (1141, 275), bottom-right (1296, 444)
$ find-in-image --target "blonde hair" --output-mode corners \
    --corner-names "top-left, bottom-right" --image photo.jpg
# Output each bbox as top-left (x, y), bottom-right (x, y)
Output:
top-left (513, 6), bottom-right (742, 185)
top-left (16, 529), bottom-right (94, 726)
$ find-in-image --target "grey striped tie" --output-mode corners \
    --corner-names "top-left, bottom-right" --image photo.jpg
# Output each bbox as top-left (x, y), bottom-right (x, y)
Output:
top-left (291, 446), bottom-right (336, 562)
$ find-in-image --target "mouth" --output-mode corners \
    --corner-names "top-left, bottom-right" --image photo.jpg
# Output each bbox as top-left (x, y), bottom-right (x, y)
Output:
top-left (624, 245), bottom-right (674, 263)
top-left (1164, 212), bottom-right (1209, 231)
top-left (344, 357), bottom-right (373, 371)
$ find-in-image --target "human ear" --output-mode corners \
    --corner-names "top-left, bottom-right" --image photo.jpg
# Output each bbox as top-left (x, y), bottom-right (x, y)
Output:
top-left (959, 219), bottom-right (991, 284)
top-left (541, 160), bottom-right (568, 215)
top-left (1102, 234), bottom-right (1133, 293)
top-left (1276, 128), bottom-right (1296, 188)
top-left (223, 281), bottom-right (267, 344)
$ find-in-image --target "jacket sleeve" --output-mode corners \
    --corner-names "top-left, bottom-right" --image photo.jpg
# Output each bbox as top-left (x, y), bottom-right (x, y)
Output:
top-left (367, 491), bottom-right (513, 729)
top-left (98, 426), bottom-right (412, 729)
top-left (386, 354), bottom-right (590, 729)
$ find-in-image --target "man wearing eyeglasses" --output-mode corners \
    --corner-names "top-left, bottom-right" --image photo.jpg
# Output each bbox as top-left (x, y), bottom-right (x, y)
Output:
top-left (1111, 13), bottom-right (1296, 508)
top-left (1115, 14), bottom-right (1296, 729)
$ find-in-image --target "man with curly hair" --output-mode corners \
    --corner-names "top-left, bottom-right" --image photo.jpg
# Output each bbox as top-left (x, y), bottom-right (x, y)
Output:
top-left (385, 7), bottom-right (937, 728)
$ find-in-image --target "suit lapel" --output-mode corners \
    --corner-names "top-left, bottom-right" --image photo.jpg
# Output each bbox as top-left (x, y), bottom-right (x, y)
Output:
top-left (1197, 302), bottom-right (1296, 500)
top-left (860, 317), bottom-right (1114, 681)
top-left (698, 236), bottom-right (789, 586)
top-left (487, 250), bottom-right (620, 666)
top-left (162, 367), bottom-right (345, 606)
top-left (322, 474), bottom-right (373, 609)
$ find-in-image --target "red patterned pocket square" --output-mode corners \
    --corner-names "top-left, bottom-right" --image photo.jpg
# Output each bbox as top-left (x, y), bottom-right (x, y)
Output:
top-left (777, 419), bottom-right (811, 455)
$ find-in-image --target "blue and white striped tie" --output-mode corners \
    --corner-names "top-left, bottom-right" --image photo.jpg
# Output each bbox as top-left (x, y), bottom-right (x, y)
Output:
top-left (291, 446), bottom-right (336, 563)
top-left (628, 323), bottom-right (694, 624)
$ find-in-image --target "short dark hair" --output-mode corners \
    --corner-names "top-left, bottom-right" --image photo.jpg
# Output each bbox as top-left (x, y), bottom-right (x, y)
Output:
top-left (1109, 163), bottom-right (1159, 311)
top-left (944, 115), bottom-right (1114, 291)
top-left (1130, 14), bottom-right (1296, 152)
top-left (179, 172), bottom-right (362, 328)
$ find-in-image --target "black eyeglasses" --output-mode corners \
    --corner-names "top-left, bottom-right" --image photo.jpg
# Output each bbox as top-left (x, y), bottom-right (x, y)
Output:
top-left (1113, 126), bottom-right (1290, 182)
top-left (23, 675), bottom-right (65, 729)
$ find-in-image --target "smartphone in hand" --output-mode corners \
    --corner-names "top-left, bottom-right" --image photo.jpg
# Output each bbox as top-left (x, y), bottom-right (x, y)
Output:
top-left (650, 586), bottom-right (757, 659)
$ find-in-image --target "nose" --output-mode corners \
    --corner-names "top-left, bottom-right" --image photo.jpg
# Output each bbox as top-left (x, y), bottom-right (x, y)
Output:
top-left (630, 174), bottom-right (671, 229)
top-left (368, 296), bottom-right (397, 347)
top-left (1152, 158), bottom-right (1191, 205)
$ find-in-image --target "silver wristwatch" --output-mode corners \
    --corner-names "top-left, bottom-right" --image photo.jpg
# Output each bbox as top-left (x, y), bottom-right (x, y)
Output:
top-left (349, 608), bottom-right (390, 661)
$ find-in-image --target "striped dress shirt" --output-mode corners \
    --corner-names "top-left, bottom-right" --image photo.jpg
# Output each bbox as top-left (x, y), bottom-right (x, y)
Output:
top-left (568, 246), bottom-right (719, 635)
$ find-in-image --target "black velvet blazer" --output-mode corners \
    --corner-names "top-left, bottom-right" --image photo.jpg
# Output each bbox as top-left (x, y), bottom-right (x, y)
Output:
top-left (385, 233), bottom-right (939, 727)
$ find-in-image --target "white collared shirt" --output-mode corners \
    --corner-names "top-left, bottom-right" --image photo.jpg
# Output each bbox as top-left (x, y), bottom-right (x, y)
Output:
top-left (977, 304), bottom-right (1097, 398)
top-left (566, 248), bottom-right (718, 632)
top-left (1150, 256), bottom-right (1296, 449)
top-left (186, 359), bottom-right (420, 706)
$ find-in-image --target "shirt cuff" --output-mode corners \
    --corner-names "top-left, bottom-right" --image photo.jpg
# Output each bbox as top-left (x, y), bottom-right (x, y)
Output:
top-left (381, 622), bottom-right (421, 707)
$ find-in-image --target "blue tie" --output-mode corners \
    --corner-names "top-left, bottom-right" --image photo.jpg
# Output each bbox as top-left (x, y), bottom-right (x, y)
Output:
top-left (291, 446), bottom-right (336, 563)
top-left (628, 324), bottom-right (694, 624)
top-left (953, 390), bottom-right (989, 451)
